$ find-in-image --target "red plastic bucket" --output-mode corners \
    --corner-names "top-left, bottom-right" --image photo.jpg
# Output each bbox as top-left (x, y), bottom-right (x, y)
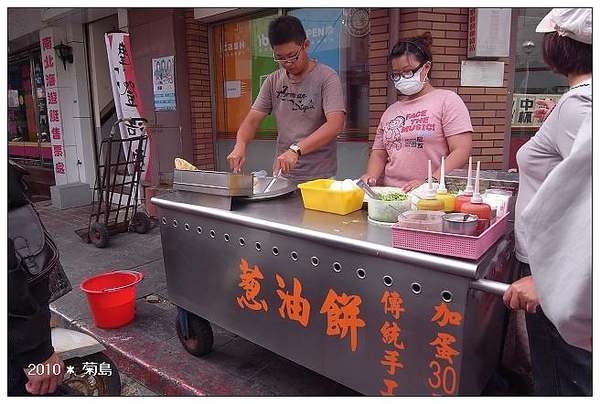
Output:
top-left (80, 270), bottom-right (144, 329)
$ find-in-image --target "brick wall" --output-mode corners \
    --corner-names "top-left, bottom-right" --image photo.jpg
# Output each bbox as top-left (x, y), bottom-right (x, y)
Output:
top-left (368, 9), bottom-right (392, 144)
top-left (369, 8), bottom-right (509, 170)
top-left (184, 9), bottom-right (214, 170)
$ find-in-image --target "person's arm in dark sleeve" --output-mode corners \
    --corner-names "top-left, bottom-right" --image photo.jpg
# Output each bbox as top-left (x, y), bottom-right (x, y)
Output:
top-left (7, 237), bottom-right (54, 367)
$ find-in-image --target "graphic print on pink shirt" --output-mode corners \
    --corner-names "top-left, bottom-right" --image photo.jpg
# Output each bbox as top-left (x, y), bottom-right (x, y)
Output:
top-left (382, 109), bottom-right (436, 151)
top-left (371, 89), bottom-right (474, 187)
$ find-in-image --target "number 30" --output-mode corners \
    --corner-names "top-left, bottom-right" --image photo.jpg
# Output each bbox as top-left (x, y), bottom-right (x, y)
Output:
top-left (428, 360), bottom-right (457, 395)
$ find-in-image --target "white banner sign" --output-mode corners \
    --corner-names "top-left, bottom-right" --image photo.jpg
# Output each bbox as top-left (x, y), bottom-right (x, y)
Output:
top-left (105, 32), bottom-right (153, 183)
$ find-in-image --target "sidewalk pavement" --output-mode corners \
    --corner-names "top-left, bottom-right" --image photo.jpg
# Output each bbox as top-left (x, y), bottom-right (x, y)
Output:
top-left (36, 199), bottom-right (359, 396)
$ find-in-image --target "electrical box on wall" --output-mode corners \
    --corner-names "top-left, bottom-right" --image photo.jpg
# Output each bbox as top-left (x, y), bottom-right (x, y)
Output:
top-left (468, 8), bottom-right (511, 58)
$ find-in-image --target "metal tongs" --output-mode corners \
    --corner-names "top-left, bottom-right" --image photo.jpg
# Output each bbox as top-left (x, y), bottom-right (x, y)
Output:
top-left (356, 178), bottom-right (405, 217)
top-left (356, 178), bottom-right (380, 200)
top-left (263, 169), bottom-right (283, 193)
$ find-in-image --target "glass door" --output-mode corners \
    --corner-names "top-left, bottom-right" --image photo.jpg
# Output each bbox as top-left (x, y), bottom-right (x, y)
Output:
top-left (508, 8), bottom-right (568, 169)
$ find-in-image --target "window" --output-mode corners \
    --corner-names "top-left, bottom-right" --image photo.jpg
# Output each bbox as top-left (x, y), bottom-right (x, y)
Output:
top-left (511, 8), bottom-right (568, 128)
top-left (508, 8), bottom-right (568, 168)
top-left (212, 8), bottom-right (370, 142)
top-left (8, 48), bottom-right (52, 164)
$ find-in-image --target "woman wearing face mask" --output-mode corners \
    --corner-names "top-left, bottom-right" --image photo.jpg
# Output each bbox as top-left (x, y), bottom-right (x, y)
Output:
top-left (360, 32), bottom-right (473, 192)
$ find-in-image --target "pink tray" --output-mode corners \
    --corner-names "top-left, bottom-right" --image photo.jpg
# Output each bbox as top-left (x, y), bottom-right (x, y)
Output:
top-left (391, 213), bottom-right (509, 260)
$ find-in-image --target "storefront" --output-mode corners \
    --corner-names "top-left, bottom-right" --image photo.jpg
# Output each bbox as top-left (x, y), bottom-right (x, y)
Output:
top-left (7, 46), bottom-right (56, 196)
top-left (8, 47), bottom-right (52, 165)
top-left (7, 8), bottom-right (119, 202)
top-left (190, 7), bottom-right (568, 177)
top-left (197, 7), bottom-right (576, 174)
top-left (7, 7), bottom-right (575, 200)
top-left (206, 8), bottom-right (371, 178)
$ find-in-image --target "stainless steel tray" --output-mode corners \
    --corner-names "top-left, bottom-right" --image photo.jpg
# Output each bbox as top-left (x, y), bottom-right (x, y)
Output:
top-left (241, 176), bottom-right (297, 201)
top-left (173, 169), bottom-right (253, 196)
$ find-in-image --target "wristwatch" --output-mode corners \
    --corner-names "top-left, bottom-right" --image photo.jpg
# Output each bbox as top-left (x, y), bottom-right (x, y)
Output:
top-left (289, 143), bottom-right (302, 156)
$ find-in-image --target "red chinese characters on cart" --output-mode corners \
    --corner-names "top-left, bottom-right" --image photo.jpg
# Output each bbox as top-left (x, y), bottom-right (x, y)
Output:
top-left (428, 302), bottom-right (463, 395)
top-left (379, 290), bottom-right (406, 395)
top-left (235, 258), bottom-right (365, 352)
top-left (234, 257), bottom-right (467, 396)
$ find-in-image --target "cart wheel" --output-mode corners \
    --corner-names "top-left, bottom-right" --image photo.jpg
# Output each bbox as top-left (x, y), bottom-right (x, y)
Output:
top-left (175, 312), bottom-right (214, 357)
top-left (89, 222), bottom-right (109, 248)
top-left (132, 212), bottom-right (151, 234)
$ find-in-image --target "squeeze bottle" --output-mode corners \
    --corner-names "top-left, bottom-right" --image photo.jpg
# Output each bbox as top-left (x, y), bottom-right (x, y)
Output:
top-left (435, 156), bottom-right (456, 213)
top-left (454, 156), bottom-right (474, 212)
top-left (417, 160), bottom-right (445, 211)
top-left (459, 161), bottom-right (492, 235)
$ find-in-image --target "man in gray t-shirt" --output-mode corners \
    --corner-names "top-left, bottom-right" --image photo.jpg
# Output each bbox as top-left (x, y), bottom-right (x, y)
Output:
top-left (227, 15), bottom-right (346, 184)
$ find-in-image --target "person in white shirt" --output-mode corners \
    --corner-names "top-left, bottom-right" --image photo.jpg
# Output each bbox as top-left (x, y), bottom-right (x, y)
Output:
top-left (502, 8), bottom-right (591, 396)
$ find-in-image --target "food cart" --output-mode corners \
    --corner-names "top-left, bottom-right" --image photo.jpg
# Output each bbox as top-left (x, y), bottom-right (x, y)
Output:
top-left (151, 174), bottom-right (516, 396)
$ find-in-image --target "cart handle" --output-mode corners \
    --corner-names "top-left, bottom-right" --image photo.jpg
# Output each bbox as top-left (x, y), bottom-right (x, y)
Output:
top-left (101, 270), bottom-right (144, 293)
top-left (470, 278), bottom-right (510, 296)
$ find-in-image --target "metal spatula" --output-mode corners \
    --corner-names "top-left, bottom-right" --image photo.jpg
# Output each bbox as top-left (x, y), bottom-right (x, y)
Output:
top-left (263, 169), bottom-right (283, 193)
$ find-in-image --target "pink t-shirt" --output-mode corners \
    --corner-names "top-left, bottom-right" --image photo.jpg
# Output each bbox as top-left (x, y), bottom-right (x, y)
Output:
top-left (372, 89), bottom-right (473, 187)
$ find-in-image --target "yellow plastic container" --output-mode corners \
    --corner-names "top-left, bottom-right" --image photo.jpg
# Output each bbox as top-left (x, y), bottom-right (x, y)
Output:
top-left (297, 179), bottom-right (365, 215)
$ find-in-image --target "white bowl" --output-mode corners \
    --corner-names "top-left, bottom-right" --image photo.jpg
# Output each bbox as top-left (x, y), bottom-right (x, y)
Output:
top-left (367, 197), bottom-right (412, 223)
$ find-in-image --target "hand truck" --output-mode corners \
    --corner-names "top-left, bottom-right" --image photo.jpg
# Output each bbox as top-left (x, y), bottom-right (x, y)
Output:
top-left (76, 117), bottom-right (152, 248)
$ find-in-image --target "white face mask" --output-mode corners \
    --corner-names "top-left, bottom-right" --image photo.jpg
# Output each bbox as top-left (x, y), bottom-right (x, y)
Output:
top-left (393, 66), bottom-right (426, 95)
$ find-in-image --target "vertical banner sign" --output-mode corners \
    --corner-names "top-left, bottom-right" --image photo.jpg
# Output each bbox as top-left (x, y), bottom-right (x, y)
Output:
top-left (152, 55), bottom-right (176, 111)
top-left (39, 29), bottom-right (68, 183)
top-left (251, 15), bottom-right (279, 136)
top-left (291, 8), bottom-right (342, 75)
top-left (105, 32), bottom-right (153, 182)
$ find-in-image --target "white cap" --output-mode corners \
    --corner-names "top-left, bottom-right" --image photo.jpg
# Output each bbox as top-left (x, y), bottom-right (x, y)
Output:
top-left (463, 156), bottom-right (474, 195)
top-left (424, 159), bottom-right (437, 199)
top-left (437, 156), bottom-right (447, 193)
top-left (470, 161), bottom-right (483, 204)
top-left (536, 8), bottom-right (592, 44)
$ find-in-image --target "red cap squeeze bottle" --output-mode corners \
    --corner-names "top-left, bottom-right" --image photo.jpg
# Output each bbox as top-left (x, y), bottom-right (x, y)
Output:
top-left (459, 161), bottom-right (492, 235)
top-left (454, 156), bottom-right (474, 212)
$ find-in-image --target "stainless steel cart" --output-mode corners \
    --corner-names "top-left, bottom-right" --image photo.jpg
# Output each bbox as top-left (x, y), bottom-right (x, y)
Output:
top-left (152, 190), bottom-right (516, 396)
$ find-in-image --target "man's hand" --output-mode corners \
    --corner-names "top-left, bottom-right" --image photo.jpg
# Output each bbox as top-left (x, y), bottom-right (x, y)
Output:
top-left (502, 275), bottom-right (539, 313)
top-left (24, 352), bottom-right (65, 395)
top-left (275, 149), bottom-right (299, 175)
top-left (227, 144), bottom-right (246, 174)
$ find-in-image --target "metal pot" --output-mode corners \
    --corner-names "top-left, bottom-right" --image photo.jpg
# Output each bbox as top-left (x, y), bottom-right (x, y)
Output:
top-left (442, 213), bottom-right (479, 236)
